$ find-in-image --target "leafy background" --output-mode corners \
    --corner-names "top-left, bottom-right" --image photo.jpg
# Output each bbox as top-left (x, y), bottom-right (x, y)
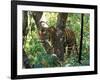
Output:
top-left (23, 11), bottom-right (90, 68)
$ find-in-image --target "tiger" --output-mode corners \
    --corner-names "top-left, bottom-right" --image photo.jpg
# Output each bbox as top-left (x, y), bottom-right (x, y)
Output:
top-left (38, 21), bottom-right (78, 61)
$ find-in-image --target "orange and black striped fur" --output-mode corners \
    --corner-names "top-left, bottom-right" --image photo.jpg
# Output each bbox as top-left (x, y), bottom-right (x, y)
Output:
top-left (63, 28), bottom-right (78, 58)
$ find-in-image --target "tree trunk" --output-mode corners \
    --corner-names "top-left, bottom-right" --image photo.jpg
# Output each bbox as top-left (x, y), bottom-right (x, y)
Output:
top-left (79, 14), bottom-right (84, 63)
top-left (54, 13), bottom-right (68, 61)
top-left (56, 13), bottom-right (68, 29)
top-left (32, 11), bottom-right (43, 29)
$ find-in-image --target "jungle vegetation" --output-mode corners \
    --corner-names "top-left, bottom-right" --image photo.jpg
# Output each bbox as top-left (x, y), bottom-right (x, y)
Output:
top-left (22, 11), bottom-right (90, 68)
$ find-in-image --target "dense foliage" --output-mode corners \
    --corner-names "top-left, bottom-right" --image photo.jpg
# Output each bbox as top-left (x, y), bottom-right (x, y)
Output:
top-left (23, 11), bottom-right (90, 68)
